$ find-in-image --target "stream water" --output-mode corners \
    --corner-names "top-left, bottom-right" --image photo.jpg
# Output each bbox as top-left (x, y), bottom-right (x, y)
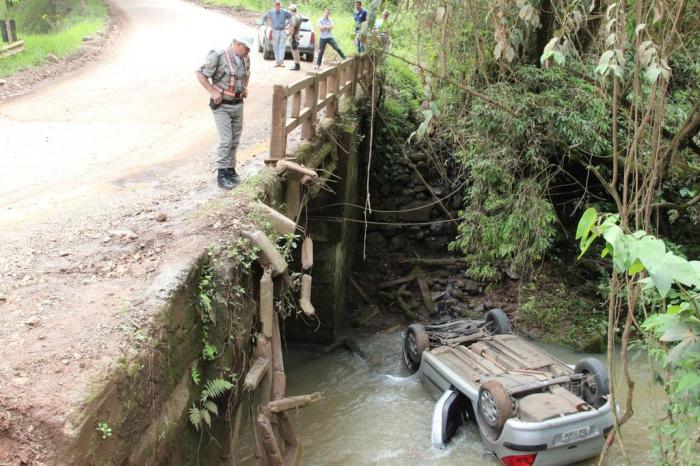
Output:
top-left (239, 330), bottom-right (661, 465)
top-left (239, 331), bottom-right (661, 466)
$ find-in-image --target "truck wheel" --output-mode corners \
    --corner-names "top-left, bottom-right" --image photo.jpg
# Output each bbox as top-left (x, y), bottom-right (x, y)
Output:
top-left (485, 308), bottom-right (510, 335)
top-left (477, 380), bottom-right (512, 439)
top-left (403, 323), bottom-right (429, 373)
top-left (575, 357), bottom-right (609, 408)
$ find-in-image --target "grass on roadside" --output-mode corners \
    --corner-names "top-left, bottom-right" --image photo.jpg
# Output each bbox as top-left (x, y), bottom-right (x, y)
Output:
top-left (0, 1), bottom-right (106, 78)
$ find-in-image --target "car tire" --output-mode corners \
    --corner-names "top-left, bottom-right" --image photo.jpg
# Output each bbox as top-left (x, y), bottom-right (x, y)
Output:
top-left (263, 48), bottom-right (274, 60)
top-left (305, 53), bottom-right (314, 62)
top-left (575, 357), bottom-right (609, 408)
top-left (477, 380), bottom-right (512, 439)
top-left (485, 308), bottom-right (510, 335)
top-left (403, 323), bottom-right (429, 373)
top-left (258, 42), bottom-right (263, 53)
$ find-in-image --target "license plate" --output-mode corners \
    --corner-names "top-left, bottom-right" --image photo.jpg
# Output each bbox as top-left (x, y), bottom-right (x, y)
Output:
top-left (561, 426), bottom-right (590, 443)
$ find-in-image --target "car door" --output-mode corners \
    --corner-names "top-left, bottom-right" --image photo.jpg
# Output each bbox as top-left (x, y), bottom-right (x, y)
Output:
top-left (431, 388), bottom-right (467, 448)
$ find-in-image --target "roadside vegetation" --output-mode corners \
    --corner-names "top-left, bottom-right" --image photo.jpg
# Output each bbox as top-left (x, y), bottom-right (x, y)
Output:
top-left (364, 0), bottom-right (698, 463)
top-left (0, 0), bottom-right (107, 78)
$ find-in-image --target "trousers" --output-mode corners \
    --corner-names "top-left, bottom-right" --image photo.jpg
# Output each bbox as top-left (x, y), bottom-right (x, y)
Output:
top-left (316, 37), bottom-right (345, 66)
top-left (272, 29), bottom-right (286, 64)
top-left (212, 102), bottom-right (243, 169)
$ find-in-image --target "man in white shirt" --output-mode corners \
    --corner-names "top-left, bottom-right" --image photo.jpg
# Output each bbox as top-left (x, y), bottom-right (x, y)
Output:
top-left (315, 9), bottom-right (346, 70)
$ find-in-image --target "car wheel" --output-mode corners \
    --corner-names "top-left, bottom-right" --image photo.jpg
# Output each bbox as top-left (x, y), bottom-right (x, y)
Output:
top-left (477, 380), bottom-right (512, 439)
top-left (305, 53), bottom-right (314, 62)
top-left (484, 308), bottom-right (510, 335)
top-left (263, 49), bottom-right (274, 60)
top-left (403, 323), bottom-right (429, 373)
top-left (258, 41), bottom-right (263, 53)
top-left (575, 357), bottom-right (609, 408)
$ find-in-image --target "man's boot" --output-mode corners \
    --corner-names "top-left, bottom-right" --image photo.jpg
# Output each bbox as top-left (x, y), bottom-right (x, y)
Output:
top-left (290, 63), bottom-right (300, 71)
top-left (217, 168), bottom-right (235, 190)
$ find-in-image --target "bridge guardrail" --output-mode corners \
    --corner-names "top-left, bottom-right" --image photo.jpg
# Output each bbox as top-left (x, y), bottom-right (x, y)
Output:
top-left (270, 54), bottom-right (373, 159)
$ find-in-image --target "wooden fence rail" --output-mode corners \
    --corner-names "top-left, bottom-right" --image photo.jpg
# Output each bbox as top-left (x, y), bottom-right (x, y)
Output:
top-left (270, 54), bottom-right (373, 159)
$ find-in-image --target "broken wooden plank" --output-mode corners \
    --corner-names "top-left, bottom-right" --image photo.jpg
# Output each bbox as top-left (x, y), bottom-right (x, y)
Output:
top-left (267, 393), bottom-right (322, 413)
top-left (377, 273), bottom-right (415, 289)
top-left (246, 230), bottom-right (288, 277)
top-left (396, 285), bottom-right (419, 321)
top-left (398, 257), bottom-right (468, 266)
top-left (276, 160), bottom-right (318, 181)
top-left (414, 267), bottom-right (434, 314)
top-left (277, 412), bottom-right (300, 466)
top-left (257, 203), bottom-right (298, 235)
top-left (260, 269), bottom-right (274, 338)
top-left (271, 313), bottom-right (286, 400)
top-left (244, 357), bottom-right (270, 391)
top-left (301, 236), bottom-right (313, 270)
top-left (299, 274), bottom-right (315, 316)
top-left (257, 414), bottom-right (285, 465)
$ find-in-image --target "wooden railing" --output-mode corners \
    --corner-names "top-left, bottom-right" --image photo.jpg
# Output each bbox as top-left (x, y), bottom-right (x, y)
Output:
top-left (269, 54), bottom-right (373, 159)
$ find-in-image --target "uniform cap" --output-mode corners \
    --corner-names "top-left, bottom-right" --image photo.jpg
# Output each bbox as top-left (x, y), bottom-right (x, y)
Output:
top-left (233, 34), bottom-right (254, 50)
top-left (288, 3), bottom-right (297, 10)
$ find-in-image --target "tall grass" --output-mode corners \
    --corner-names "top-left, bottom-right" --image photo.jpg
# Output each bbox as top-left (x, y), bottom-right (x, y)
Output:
top-left (0, 0), bottom-right (106, 78)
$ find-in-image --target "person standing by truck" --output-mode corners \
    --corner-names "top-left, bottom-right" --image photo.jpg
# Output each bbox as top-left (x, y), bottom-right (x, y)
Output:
top-left (287, 4), bottom-right (303, 70)
top-left (315, 9), bottom-right (346, 70)
top-left (263, 0), bottom-right (291, 67)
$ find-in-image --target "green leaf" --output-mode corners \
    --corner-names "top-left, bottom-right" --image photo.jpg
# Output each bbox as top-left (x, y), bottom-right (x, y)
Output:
top-left (674, 370), bottom-right (700, 392)
top-left (202, 410), bottom-right (211, 428)
top-left (576, 207), bottom-right (597, 240)
top-left (668, 336), bottom-right (700, 363)
top-left (189, 406), bottom-right (202, 431)
top-left (645, 65), bottom-right (661, 83)
top-left (660, 323), bottom-right (693, 342)
top-left (627, 259), bottom-right (645, 275)
top-left (553, 51), bottom-right (565, 65)
top-left (204, 400), bottom-right (219, 416)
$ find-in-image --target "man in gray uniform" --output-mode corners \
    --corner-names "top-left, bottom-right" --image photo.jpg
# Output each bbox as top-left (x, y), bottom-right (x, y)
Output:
top-left (196, 35), bottom-right (252, 189)
top-left (263, 0), bottom-right (291, 67)
top-left (287, 4), bottom-right (302, 71)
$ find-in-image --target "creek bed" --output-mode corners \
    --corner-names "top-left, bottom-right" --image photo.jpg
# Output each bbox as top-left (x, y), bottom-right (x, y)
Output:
top-left (240, 330), bottom-right (660, 465)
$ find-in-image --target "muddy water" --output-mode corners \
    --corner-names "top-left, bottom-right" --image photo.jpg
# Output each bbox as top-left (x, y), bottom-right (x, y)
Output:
top-left (274, 331), bottom-right (661, 466)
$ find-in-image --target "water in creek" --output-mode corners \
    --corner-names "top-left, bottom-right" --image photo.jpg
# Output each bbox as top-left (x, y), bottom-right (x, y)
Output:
top-left (239, 330), bottom-right (662, 465)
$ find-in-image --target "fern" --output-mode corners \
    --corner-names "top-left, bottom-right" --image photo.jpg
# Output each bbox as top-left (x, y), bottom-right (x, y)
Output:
top-left (191, 367), bottom-right (200, 386)
top-left (204, 400), bottom-right (218, 416)
top-left (189, 405), bottom-right (202, 431)
top-left (203, 378), bottom-right (233, 400)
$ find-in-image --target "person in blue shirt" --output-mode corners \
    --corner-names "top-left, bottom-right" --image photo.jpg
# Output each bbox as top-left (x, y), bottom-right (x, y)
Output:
top-left (353, 1), bottom-right (368, 53)
top-left (315, 9), bottom-right (346, 70)
top-left (263, 0), bottom-right (292, 67)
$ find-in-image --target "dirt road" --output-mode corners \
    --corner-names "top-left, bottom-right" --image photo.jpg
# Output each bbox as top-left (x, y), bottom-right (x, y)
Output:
top-left (0, 0), bottom-right (312, 461)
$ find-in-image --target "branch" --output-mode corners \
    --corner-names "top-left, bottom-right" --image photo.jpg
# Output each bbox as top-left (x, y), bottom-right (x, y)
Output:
top-left (385, 52), bottom-right (519, 117)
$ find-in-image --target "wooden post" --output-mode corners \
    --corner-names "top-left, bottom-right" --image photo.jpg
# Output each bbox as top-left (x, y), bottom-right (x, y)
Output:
top-left (351, 57), bottom-right (359, 97)
top-left (291, 91), bottom-right (301, 118)
top-left (301, 74), bottom-right (318, 140)
top-left (327, 67), bottom-right (338, 116)
top-left (318, 74), bottom-right (327, 102)
top-left (270, 85), bottom-right (288, 159)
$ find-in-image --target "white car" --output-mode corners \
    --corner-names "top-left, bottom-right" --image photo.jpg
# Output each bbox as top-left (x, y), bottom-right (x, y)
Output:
top-left (257, 15), bottom-right (315, 62)
top-left (403, 310), bottom-right (614, 466)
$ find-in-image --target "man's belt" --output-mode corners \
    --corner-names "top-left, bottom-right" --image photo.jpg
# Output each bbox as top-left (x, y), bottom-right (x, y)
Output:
top-left (221, 97), bottom-right (243, 105)
top-left (273, 27), bottom-right (285, 30)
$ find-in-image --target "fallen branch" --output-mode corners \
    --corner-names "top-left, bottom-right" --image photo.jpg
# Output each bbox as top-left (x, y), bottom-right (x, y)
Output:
top-left (349, 276), bottom-right (374, 304)
top-left (257, 203), bottom-right (298, 235)
top-left (399, 257), bottom-right (467, 266)
top-left (377, 273), bottom-right (415, 289)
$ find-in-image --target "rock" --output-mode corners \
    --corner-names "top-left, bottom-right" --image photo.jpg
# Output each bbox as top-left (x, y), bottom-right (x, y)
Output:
top-left (472, 303), bottom-right (485, 313)
top-left (0, 79), bottom-right (6, 86)
top-left (388, 234), bottom-right (407, 252)
top-left (82, 35), bottom-right (94, 42)
top-left (46, 53), bottom-right (60, 64)
top-left (102, 236), bottom-right (111, 243)
top-left (364, 232), bottom-right (387, 250)
top-left (61, 359), bottom-right (69, 365)
top-left (125, 230), bottom-right (139, 240)
top-left (461, 279), bottom-right (481, 294)
top-left (59, 251), bottom-right (70, 257)
top-left (155, 213), bottom-right (167, 222)
top-left (529, 328), bottom-right (544, 340)
top-left (24, 316), bottom-right (41, 327)
top-left (0, 294), bottom-right (6, 302)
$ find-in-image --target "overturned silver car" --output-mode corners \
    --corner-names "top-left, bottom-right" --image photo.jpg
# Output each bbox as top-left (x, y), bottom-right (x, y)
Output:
top-left (403, 309), bottom-right (614, 466)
